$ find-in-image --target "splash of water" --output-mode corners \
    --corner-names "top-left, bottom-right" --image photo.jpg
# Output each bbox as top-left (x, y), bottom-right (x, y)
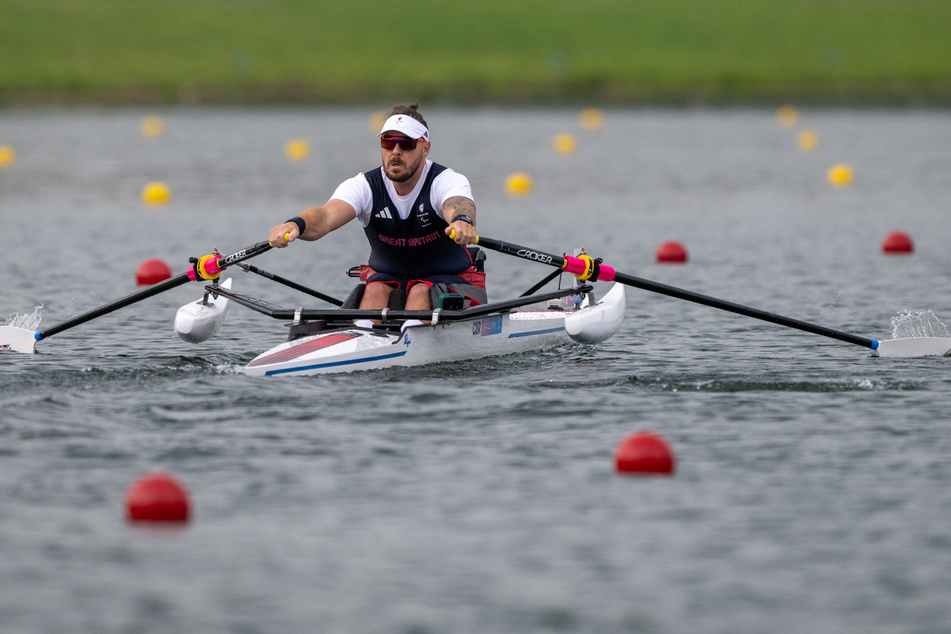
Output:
top-left (4, 306), bottom-right (43, 331)
top-left (891, 310), bottom-right (949, 339)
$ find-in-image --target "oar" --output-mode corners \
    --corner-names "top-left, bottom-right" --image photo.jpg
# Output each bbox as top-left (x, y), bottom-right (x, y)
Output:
top-left (206, 283), bottom-right (589, 324)
top-left (457, 232), bottom-right (951, 358)
top-left (0, 241), bottom-right (273, 353)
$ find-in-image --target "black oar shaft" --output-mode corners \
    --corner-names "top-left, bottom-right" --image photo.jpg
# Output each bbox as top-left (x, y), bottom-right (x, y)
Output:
top-left (211, 284), bottom-right (589, 323)
top-left (238, 264), bottom-right (343, 306)
top-left (475, 236), bottom-right (567, 269)
top-left (610, 270), bottom-right (877, 349)
top-left (473, 234), bottom-right (878, 351)
top-left (37, 241), bottom-right (272, 341)
top-left (38, 274), bottom-right (191, 339)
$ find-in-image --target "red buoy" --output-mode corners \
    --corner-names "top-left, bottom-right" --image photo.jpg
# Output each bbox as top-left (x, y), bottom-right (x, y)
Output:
top-left (136, 259), bottom-right (172, 285)
top-left (882, 231), bottom-right (914, 255)
top-left (615, 432), bottom-right (675, 475)
top-left (656, 241), bottom-right (688, 263)
top-left (126, 472), bottom-right (191, 523)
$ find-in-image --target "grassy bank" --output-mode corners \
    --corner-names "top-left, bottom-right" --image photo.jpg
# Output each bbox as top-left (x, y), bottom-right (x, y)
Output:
top-left (2, 0), bottom-right (950, 105)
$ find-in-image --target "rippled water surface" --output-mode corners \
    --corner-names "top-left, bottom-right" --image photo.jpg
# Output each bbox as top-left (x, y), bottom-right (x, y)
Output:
top-left (2, 107), bottom-right (951, 633)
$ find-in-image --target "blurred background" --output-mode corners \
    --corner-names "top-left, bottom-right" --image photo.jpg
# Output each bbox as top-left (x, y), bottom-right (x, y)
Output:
top-left (1, 0), bottom-right (949, 106)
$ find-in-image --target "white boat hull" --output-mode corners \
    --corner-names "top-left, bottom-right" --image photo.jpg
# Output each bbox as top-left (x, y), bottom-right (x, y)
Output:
top-left (244, 284), bottom-right (625, 377)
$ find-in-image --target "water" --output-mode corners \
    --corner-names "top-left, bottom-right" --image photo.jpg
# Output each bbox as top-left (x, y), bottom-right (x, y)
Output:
top-left (892, 310), bottom-right (949, 339)
top-left (2, 106), bottom-right (951, 633)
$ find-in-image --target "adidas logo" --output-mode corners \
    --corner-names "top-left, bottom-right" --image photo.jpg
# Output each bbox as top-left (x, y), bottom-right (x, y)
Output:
top-left (375, 207), bottom-right (393, 219)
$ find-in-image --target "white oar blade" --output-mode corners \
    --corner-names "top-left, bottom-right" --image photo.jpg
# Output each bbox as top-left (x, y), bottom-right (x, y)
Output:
top-left (874, 337), bottom-right (951, 358)
top-left (0, 326), bottom-right (38, 354)
top-left (174, 278), bottom-right (232, 344)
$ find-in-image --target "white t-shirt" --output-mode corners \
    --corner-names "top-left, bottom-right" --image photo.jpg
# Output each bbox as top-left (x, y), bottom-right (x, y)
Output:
top-left (331, 160), bottom-right (472, 227)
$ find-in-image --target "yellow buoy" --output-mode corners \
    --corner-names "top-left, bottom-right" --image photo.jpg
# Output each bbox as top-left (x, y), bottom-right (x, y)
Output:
top-left (284, 138), bottom-right (311, 161)
top-left (141, 181), bottom-right (172, 206)
top-left (369, 111), bottom-right (388, 133)
top-left (141, 116), bottom-right (165, 139)
top-left (552, 133), bottom-right (577, 155)
top-left (776, 105), bottom-right (798, 128)
top-left (827, 164), bottom-right (854, 187)
top-left (0, 145), bottom-right (15, 167)
top-left (579, 108), bottom-right (604, 131)
top-left (796, 130), bottom-right (819, 151)
top-left (504, 172), bottom-right (534, 196)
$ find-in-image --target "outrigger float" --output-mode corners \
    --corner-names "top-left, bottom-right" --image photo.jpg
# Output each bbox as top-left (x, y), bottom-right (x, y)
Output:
top-left (3, 235), bottom-right (951, 369)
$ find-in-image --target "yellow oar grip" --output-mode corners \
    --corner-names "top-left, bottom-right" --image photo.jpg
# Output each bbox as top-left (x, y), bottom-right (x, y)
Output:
top-left (268, 232), bottom-right (291, 248)
top-left (448, 229), bottom-right (479, 244)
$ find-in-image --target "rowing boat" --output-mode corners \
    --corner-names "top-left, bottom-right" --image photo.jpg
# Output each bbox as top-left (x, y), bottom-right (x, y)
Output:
top-left (237, 282), bottom-right (625, 377)
top-left (174, 263), bottom-right (625, 376)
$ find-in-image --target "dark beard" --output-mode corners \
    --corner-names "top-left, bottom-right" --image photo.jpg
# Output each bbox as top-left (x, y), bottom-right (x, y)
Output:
top-left (385, 166), bottom-right (413, 183)
top-left (384, 155), bottom-right (422, 183)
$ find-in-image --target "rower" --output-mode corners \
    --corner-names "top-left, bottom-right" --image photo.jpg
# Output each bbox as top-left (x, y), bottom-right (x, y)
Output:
top-left (267, 102), bottom-right (484, 329)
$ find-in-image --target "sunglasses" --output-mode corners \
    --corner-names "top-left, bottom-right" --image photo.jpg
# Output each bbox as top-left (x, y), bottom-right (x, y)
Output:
top-left (380, 136), bottom-right (422, 151)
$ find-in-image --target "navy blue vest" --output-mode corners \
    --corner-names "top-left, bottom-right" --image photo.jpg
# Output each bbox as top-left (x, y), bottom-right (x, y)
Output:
top-left (363, 163), bottom-right (472, 279)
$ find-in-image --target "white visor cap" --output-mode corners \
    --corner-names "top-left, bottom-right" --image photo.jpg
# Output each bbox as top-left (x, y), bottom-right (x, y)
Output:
top-left (378, 114), bottom-right (430, 141)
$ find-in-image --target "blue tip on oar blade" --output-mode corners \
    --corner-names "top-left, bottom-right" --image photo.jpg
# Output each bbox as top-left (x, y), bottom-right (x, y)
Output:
top-left (871, 339), bottom-right (880, 350)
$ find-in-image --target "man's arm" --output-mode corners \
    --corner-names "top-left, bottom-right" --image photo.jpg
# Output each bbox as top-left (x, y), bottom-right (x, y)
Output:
top-left (269, 199), bottom-right (357, 247)
top-left (443, 196), bottom-right (477, 245)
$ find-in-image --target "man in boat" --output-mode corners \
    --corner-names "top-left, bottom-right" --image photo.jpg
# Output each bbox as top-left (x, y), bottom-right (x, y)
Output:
top-left (268, 103), bottom-right (480, 326)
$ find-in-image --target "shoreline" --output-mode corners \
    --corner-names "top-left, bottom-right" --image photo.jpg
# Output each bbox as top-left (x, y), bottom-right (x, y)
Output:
top-left (3, 82), bottom-right (951, 108)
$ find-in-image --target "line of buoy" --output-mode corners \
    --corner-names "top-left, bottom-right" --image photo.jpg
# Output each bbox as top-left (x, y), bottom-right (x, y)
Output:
top-left (777, 107), bottom-right (850, 187)
top-left (504, 107), bottom-right (605, 195)
top-left (140, 118), bottom-right (172, 208)
top-left (780, 107), bottom-right (914, 256)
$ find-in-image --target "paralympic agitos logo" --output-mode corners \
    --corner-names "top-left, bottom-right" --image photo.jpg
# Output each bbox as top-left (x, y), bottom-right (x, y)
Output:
top-left (516, 249), bottom-right (553, 264)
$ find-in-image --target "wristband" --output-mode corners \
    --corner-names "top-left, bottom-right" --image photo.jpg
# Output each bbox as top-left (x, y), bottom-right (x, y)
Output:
top-left (286, 216), bottom-right (306, 235)
top-left (452, 214), bottom-right (474, 226)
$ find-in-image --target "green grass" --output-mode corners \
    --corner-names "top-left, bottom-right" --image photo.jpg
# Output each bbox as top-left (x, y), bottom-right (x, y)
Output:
top-left (2, 0), bottom-right (950, 104)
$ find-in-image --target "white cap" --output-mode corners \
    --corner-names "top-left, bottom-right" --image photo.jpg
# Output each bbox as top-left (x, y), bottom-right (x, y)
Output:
top-left (378, 114), bottom-right (429, 141)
